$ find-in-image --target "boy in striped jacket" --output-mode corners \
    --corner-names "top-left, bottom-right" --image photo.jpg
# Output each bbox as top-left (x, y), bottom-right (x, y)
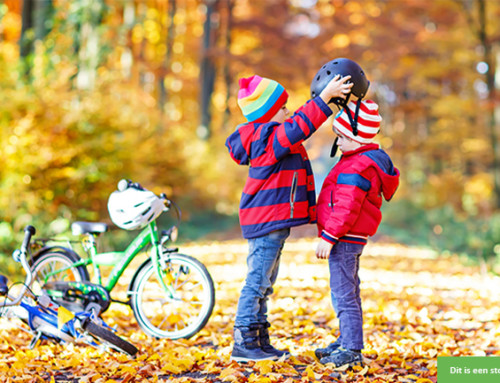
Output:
top-left (226, 74), bottom-right (353, 362)
top-left (314, 99), bottom-right (400, 368)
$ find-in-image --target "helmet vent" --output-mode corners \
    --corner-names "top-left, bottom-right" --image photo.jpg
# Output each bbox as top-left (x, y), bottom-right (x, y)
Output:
top-left (141, 206), bottom-right (152, 216)
top-left (326, 71), bottom-right (331, 75)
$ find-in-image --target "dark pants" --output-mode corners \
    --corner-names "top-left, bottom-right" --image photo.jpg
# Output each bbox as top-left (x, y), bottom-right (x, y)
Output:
top-left (328, 241), bottom-right (364, 350)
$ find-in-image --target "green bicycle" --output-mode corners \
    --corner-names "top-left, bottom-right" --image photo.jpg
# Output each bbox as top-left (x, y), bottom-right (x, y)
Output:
top-left (29, 180), bottom-right (215, 340)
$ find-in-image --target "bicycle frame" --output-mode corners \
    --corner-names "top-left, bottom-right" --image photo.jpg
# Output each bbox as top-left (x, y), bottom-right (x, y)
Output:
top-left (16, 299), bottom-right (104, 346)
top-left (1, 226), bottom-right (120, 351)
top-left (40, 220), bottom-right (176, 298)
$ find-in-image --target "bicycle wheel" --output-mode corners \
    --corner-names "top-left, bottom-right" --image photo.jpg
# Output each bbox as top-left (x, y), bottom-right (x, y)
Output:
top-left (82, 320), bottom-right (138, 357)
top-left (130, 253), bottom-right (215, 339)
top-left (30, 248), bottom-right (90, 294)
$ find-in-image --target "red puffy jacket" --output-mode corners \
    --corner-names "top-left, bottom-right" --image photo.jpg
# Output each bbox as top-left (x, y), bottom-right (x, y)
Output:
top-left (317, 143), bottom-right (400, 245)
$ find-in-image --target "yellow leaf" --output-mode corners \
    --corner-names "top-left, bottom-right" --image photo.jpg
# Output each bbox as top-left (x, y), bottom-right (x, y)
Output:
top-left (254, 359), bottom-right (274, 374)
top-left (219, 368), bottom-right (238, 379)
top-left (120, 366), bottom-right (137, 375)
top-left (248, 376), bottom-right (272, 383)
top-left (356, 365), bottom-right (369, 375)
top-left (305, 365), bottom-right (316, 380)
top-left (161, 362), bottom-right (182, 374)
top-left (428, 348), bottom-right (438, 358)
top-left (333, 364), bottom-right (350, 372)
top-left (275, 362), bottom-right (297, 376)
top-left (147, 353), bottom-right (160, 361)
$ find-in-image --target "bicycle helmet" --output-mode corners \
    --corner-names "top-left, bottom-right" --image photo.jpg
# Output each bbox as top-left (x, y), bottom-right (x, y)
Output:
top-left (311, 58), bottom-right (371, 158)
top-left (310, 58), bottom-right (370, 105)
top-left (107, 182), bottom-right (165, 230)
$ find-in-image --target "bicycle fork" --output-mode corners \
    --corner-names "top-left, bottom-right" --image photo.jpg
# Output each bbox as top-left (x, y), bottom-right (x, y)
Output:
top-left (148, 225), bottom-right (178, 300)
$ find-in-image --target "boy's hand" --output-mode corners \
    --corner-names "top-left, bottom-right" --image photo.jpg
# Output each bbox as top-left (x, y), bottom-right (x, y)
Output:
top-left (319, 75), bottom-right (353, 104)
top-left (316, 239), bottom-right (334, 259)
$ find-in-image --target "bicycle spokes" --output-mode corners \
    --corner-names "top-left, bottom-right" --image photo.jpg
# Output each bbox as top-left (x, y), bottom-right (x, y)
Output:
top-left (131, 254), bottom-right (215, 339)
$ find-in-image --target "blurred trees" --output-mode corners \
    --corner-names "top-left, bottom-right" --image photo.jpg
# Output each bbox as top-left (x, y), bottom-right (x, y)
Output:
top-left (0, 0), bottom-right (499, 258)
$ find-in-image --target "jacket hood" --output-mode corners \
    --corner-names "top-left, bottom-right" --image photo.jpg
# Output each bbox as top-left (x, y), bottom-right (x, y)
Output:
top-left (379, 164), bottom-right (400, 201)
top-left (363, 147), bottom-right (399, 201)
top-left (343, 144), bottom-right (400, 201)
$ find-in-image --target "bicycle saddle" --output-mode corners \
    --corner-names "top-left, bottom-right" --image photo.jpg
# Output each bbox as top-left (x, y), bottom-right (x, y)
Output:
top-left (71, 221), bottom-right (108, 235)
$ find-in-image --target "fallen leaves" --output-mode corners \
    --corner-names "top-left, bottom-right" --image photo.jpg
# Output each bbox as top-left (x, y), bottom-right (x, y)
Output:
top-left (1, 238), bottom-right (499, 382)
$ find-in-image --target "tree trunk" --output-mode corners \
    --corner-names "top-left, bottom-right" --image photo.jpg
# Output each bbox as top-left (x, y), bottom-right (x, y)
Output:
top-left (199, 0), bottom-right (219, 140)
top-left (477, 0), bottom-right (500, 208)
top-left (461, 0), bottom-right (500, 209)
top-left (159, 0), bottom-right (176, 112)
top-left (76, 1), bottom-right (105, 90)
top-left (223, 0), bottom-right (234, 129)
top-left (20, 0), bottom-right (53, 79)
top-left (20, 0), bottom-right (34, 59)
top-left (34, 0), bottom-right (53, 41)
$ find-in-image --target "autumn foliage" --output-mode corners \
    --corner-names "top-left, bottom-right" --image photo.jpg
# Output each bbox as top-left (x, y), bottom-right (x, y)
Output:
top-left (1, 238), bottom-right (499, 382)
top-left (1, 0), bottom-right (499, 235)
top-left (0, 1), bottom-right (500, 379)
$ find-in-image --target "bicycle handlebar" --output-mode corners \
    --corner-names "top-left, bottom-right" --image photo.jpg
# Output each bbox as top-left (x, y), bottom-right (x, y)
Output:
top-left (21, 225), bottom-right (36, 257)
top-left (2, 226), bottom-right (37, 307)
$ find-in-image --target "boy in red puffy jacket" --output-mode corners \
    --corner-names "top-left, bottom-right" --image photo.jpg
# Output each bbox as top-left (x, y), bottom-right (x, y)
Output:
top-left (226, 74), bottom-right (352, 362)
top-left (314, 99), bottom-right (400, 368)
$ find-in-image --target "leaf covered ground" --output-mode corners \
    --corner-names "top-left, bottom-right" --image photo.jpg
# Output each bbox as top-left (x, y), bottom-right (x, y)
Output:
top-left (1, 237), bottom-right (499, 382)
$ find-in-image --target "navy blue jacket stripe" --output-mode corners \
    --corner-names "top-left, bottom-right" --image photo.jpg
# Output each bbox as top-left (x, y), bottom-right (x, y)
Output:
top-left (337, 173), bottom-right (371, 192)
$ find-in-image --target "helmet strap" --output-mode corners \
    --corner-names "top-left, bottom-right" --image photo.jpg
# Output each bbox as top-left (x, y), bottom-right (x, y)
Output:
top-left (330, 136), bottom-right (339, 158)
top-left (345, 98), bottom-right (362, 136)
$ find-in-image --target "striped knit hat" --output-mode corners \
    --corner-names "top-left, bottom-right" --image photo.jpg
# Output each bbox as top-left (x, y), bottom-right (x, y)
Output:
top-left (237, 75), bottom-right (289, 123)
top-left (333, 99), bottom-right (382, 144)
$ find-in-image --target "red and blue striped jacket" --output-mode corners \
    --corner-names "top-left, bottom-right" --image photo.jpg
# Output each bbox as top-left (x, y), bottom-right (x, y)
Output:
top-left (226, 97), bottom-right (333, 239)
top-left (317, 143), bottom-right (400, 245)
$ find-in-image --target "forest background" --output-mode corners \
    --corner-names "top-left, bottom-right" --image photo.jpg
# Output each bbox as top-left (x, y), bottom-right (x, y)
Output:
top-left (0, 0), bottom-right (499, 273)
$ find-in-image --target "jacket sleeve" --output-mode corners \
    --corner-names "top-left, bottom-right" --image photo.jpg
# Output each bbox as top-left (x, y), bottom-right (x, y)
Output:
top-left (253, 97), bottom-right (332, 166)
top-left (225, 124), bottom-right (251, 166)
top-left (321, 171), bottom-right (371, 244)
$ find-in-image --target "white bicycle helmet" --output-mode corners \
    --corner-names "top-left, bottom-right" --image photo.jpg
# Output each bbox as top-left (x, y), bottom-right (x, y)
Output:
top-left (108, 181), bottom-right (165, 230)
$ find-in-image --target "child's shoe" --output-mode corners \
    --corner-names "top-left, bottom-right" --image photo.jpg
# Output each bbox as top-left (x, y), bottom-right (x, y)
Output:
top-left (258, 322), bottom-right (290, 359)
top-left (230, 325), bottom-right (278, 363)
top-left (319, 348), bottom-right (363, 368)
top-left (314, 338), bottom-right (341, 359)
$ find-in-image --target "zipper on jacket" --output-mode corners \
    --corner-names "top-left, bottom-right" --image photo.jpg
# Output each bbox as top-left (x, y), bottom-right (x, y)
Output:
top-left (290, 172), bottom-right (298, 219)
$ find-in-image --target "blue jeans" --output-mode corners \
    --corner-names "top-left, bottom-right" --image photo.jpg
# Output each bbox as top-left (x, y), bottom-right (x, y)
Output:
top-left (234, 228), bottom-right (290, 327)
top-left (328, 241), bottom-right (364, 350)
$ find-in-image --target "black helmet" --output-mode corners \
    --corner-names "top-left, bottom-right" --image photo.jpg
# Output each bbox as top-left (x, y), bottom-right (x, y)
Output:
top-left (311, 58), bottom-right (371, 158)
top-left (310, 58), bottom-right (370, 105)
